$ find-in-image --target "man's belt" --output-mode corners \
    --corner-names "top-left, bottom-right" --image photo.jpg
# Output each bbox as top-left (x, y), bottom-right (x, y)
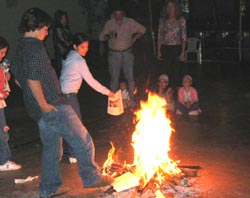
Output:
top-left (109, 47), bottom-right (132, 52)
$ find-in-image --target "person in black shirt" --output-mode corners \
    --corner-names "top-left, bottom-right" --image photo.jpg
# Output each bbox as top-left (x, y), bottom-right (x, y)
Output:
top-left (11, 8), bottom-right (112, 198)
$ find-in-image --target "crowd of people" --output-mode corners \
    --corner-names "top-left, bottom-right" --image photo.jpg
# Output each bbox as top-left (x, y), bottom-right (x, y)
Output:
top-left (0, 0), bottom-right (201, 197)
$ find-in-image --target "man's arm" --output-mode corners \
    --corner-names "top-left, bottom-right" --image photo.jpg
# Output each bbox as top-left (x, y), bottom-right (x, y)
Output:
top-left (99, 22), bottom-right (110, 41)
top-left (131, 19), bottom-right (146, 45)
top-left (28, 80), bottom-right (57, 112)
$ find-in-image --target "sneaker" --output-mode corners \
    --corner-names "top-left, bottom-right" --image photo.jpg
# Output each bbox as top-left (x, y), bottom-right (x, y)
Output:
top-left (0, 161), bottom-right (22, 171)
top-left (176, 109), bottom-right (182, 115)
top-left (84, 175), bottom-right (114, 188)
top-left (69, 157), bottom-right (77, 164)
top-left (40, 186), bottom-right (69, 198)
top-left (188, 110), bottom-right (199, 116)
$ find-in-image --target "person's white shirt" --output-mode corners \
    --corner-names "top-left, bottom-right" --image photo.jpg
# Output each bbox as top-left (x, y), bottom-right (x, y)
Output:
top-left (60, 50), bottom-right (110, 95)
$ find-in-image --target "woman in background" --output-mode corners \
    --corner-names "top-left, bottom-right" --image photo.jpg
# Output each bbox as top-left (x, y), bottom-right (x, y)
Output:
top-left (53, 10), bottom-right (72, 76)
top-left (157, 0), bottom-right (186, 87)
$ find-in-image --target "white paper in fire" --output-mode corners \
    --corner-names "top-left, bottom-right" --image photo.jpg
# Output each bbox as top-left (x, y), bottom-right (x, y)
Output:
top-left (111, 172), bottom-right (140, 193)
top-left (107, 90), bottom-right (124, 116)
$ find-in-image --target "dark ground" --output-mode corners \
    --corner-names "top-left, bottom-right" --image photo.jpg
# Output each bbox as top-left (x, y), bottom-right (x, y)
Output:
top-left (0, 42), bottom-right (250, 197)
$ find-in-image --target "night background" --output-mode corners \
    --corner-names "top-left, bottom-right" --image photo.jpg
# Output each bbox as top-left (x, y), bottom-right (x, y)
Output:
top-left (0, 0), bottom-right (250, 197)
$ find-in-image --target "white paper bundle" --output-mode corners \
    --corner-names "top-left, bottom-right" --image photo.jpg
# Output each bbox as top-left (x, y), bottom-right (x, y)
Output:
top-left (112, 172), bottom-right (140, 192)
top-left (107, 90), bottom-right (124, 116)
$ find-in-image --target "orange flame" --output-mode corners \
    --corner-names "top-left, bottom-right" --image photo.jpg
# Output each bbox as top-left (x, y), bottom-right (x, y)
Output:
top-left (102, 142), bottom-right (115, 175)
top-left (132, 92), bottom-right (181, 186)
top-left (103, 92), bottom-right (181, 187)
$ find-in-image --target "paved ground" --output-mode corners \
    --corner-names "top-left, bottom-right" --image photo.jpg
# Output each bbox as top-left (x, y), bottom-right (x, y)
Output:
top-left (0, 53), bottom-right (250, 197)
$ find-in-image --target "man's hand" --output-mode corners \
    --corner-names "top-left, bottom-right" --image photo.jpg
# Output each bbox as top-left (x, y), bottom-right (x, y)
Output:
top-left (157, 53), bottom-right (163, 61)
top-left (41, 103), bottom-right (58, 113)
top-left (131, 33), bottom-right (143, 45)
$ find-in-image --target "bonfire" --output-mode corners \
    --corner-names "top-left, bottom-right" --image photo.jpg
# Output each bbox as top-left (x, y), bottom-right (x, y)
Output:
top-left (102, 92), bottom-right (200, 197)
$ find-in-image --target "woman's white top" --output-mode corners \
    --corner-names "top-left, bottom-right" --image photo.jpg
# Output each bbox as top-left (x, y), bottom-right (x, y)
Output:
top-left (60, 50), bottom-right (110, 95)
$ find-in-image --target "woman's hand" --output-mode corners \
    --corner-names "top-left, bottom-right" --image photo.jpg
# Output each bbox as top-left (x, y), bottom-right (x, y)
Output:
top-left (108, 91), bottom-right (115, 98)
top-left (179, 52), bottom-right (185, 62)
top-left (6, 72), bottom-right (11, 81)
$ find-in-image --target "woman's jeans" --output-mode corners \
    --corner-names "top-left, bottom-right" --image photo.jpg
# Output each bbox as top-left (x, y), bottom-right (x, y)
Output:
top-left (0, 108), bottom-right (11, 165)
top-left (38, 104), bottom-right (100, 196)
top-left (63, 93), bottom-right (82, 158)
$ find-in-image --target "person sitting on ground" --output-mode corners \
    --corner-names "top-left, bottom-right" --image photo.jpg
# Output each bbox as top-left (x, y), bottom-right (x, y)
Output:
top-left (0, 36), bottom-right (21, 171)
top-left (60, 32), bottom-right (114, 163)
top-left (154, 74), bottom-right (175, 113)
top-left (176, 75), bottom-right (201, 116)
top-left (120, 81), bottom-right (133, 110)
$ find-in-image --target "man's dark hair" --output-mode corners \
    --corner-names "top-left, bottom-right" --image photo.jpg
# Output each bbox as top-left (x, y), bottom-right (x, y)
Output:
top-left (0, 36), bottom-right (8, 50)
top-left (72, 32), bottom-right (89, 46)
top-left (18, 8), bottom-right (52, 33)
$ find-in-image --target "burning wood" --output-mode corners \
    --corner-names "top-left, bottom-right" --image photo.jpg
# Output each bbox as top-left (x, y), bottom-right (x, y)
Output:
top-left (102, 93), bottom-right (202, 197)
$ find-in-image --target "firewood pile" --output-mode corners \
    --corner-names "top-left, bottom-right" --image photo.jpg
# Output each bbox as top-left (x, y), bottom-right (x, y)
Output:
top-left (100, 163), bottom-right (202, 198)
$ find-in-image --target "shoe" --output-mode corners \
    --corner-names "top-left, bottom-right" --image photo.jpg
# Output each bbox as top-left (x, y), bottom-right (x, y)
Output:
top-left (176, 109), bottom-right (182, 115)
top-left (0, 161), bottom-right (21, 171)
top-left (40, 186), bottom-right (69, 198)
top-left (188, 110), bottom-right (199, 116)
top-left (84, 175), bottom-right (114, 188)
top-left (69, 157), bottom-right (77, 164)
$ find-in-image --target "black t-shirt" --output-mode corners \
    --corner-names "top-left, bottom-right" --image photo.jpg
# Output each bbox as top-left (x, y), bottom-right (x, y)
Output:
top-left (11, 37), bottom-right (68, 121)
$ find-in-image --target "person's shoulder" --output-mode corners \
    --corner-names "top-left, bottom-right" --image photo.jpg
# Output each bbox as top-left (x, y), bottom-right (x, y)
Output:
top-left (66, 51), bottom-right (83, 63)
top-left (178, 87), bottom-right (184, 93)
top-left (126, 17), bottom-right (139, 24)
top-left (18, 38), bottom-right (43, 55)
top-left (191, 86), bottom-right (198, 92)
top-left (104, 18), bottom-right (114, 26)
top-left (179, 16), bottom-right (186, 23)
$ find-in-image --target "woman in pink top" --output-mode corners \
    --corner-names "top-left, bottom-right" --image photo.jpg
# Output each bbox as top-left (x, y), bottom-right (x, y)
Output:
top-left (157, 0), bottom-right (186, 87)
top-left (176, 75), bottom-right (201, 116)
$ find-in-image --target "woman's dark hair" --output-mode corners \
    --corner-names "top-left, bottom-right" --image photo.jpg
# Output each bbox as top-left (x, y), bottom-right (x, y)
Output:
top-left (0, 36), bottom-right (8, 50)
top-left (72, 32), bottom-right (89, 46)
top-left (18, 8), bottom-right (52, 33)
top-left (161, 0), bottom-right (182, 19)
top-left (54, 10), bottom-right (69, 27)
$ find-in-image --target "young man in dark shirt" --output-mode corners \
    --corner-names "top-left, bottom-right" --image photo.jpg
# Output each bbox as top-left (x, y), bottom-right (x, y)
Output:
top-left (11, 8), bottom-right (111, 198)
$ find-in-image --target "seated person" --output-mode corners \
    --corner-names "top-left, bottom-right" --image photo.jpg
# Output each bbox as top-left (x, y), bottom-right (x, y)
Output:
top-left (120, 81), bottom-right (133, 109)
top-left (154, 74), bottom-right (175, 113)
top-left (176, 75), bottom-right (201, 116)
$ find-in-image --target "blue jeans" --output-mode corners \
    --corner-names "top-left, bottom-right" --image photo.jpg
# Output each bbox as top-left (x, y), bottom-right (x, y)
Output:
top-left (38, 104), bottom-right (100, 196)
top-left (0, 108), bottom-right (11, 165)
top-left (63, 94), bottom-right (82, 158)
top-left (108, 49), bottom-right (135, 97)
